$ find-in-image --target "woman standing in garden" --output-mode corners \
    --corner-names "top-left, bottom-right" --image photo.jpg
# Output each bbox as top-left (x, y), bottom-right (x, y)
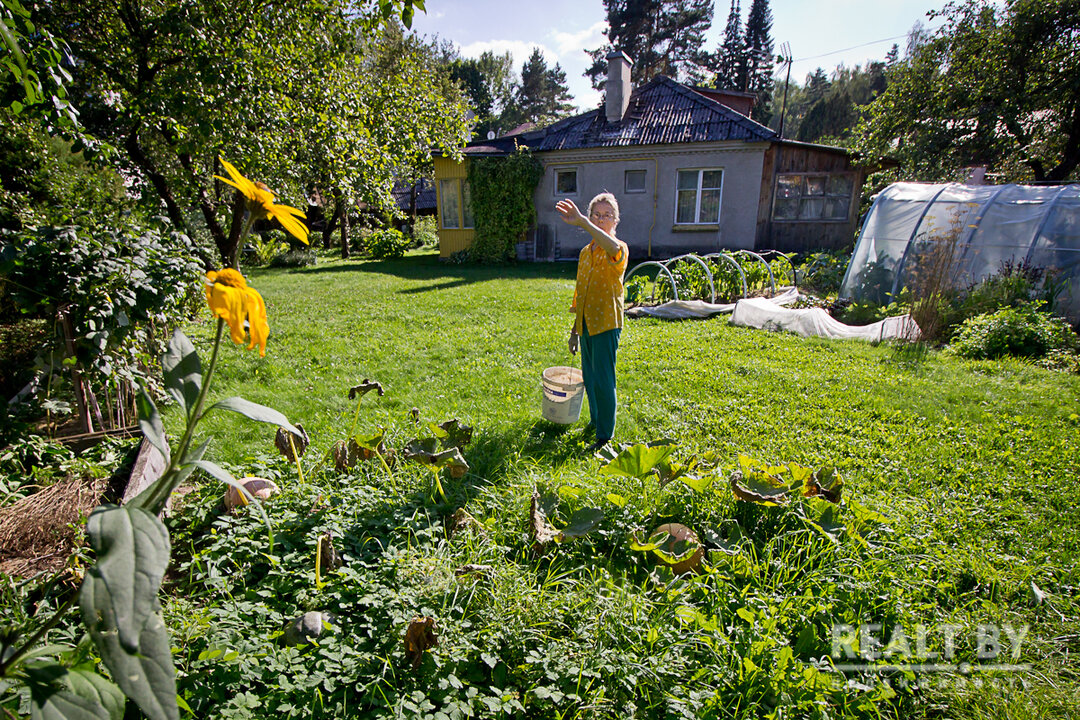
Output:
top-left (556, 192), bottom-right (629, 451)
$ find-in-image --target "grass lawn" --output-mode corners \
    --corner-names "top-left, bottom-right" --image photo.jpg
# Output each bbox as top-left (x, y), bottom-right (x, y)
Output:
top-left (162, 250), bottom-right (1078, 719)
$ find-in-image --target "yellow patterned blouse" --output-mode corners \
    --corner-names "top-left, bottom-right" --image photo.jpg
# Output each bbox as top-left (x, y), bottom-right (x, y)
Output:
top-left (571, 239), bottom-right (629, 336)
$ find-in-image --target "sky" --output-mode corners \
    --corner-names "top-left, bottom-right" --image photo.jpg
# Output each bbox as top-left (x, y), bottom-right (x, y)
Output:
top-left (410, 0), bottom-right (950, 113)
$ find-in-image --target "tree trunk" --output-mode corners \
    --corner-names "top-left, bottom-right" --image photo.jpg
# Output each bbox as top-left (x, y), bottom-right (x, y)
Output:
top-left (178, 151), bottom-right (230, 263)
top-left (225, 192), bottom-right (248, 269)
top-left (124, 128), bottom-right (189, 236)
top-left (340, 200), bottom-right (351, 259)
top-left (324, 198), bottom-right (343, 250)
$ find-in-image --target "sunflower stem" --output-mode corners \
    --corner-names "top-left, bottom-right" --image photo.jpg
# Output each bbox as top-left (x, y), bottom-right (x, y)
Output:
top-left (145, 319), bottom-right (225, 515)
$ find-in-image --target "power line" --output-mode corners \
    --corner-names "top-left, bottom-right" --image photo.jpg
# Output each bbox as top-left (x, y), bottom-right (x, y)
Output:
top-left (793, 33), bottom-right (909, 63)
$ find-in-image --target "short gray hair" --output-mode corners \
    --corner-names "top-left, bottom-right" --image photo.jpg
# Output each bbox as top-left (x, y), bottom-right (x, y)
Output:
top-left (588, 192), bottom-right (620, 223)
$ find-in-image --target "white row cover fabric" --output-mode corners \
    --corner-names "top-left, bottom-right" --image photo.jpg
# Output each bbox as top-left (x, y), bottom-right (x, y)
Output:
top-left (626, 287), bottom-right (799, 319)
top-left (730, 297), bottom-right (920, 341)
top-left (841, 182), bottom-right (1080, 322)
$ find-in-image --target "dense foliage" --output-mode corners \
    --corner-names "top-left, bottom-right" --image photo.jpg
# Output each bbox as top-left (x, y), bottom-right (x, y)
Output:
top-left (466, 147), bottom-right (544, 263)
top-left (364, 229), bottom-right (411, 260)
top-left (950, 302), bottom-right (1079, 360)
top-left (855, 0), bottom-right (1080, 182)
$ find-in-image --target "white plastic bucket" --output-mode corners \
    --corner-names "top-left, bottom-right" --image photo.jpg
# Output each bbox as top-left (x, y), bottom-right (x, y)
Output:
top-left (541, 366), bottom-right (585, 424)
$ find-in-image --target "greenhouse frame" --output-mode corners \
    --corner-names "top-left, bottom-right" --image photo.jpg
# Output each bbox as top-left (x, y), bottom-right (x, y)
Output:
top-left (840, 182), bottom-right (1080, 322)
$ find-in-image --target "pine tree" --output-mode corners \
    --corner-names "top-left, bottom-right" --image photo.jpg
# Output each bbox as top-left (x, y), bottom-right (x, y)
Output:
top-left (805, 67), bottom-right (830, 103)
top-left (585, 0), bottom-right (712, 88)
top-left (885, 43), bottom-right (900, 67)
top-left (712, 0), bottom-right (744, 89)
top-left (507, 48), bottom-right (575, 129)
top-left (742, 0), bottom-right (774, 123)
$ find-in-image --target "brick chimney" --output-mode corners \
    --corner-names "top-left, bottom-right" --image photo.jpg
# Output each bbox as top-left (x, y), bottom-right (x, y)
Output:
top-left (606, 51), bottom-right (632, 124)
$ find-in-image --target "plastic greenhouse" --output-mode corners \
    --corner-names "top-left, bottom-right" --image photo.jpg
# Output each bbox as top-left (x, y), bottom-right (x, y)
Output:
top-left (840, 183), bottom-right (1080, 322)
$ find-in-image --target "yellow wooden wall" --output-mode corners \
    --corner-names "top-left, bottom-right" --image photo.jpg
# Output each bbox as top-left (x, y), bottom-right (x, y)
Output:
top-left (433, 156), bottom-right (475, 258)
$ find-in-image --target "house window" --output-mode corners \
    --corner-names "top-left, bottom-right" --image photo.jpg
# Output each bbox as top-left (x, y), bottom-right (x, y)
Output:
top-left (675, 168), bottom-right (723, 224)
top-left (625, 169), bottom-right (647, 193)
top-left (774, 173), bottom-right (854, 221)
top-left (439, 178), bottom-right (474, 229)
top-left (555, 168), bottom-right (578, 195)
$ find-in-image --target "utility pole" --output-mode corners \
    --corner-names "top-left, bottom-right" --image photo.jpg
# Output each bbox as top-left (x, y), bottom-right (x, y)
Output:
top-left (777, 42), bottom-right (793, 138)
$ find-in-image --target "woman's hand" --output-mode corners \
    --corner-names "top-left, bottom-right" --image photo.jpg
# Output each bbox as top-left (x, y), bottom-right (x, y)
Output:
top-left (568, 330), bottom-right (579, 355)
top-left (556, 199), bottom-right (586, 227)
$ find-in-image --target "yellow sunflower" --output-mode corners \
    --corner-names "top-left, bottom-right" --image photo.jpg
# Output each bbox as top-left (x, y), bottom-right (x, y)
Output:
top-left (214, 157), bottom-right (310, 245)
top-left (204, 269), bottom-right (270, 356)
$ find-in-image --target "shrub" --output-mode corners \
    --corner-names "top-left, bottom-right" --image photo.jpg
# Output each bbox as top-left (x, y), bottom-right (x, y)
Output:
top-left (365, 228), bottom-right (410, 259)
top-left (949, 303), bottom-right (1078, 360)
top-left (411, 216), bottom-right (438, 249)
top-left (794, 250), bottom-right (850, 296)
top-left (268, 247), bottom-right (317, 268)
top-left (624, 275), bottom-right (649, 305)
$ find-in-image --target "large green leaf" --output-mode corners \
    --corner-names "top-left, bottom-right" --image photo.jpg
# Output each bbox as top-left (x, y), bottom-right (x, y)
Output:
top-left (81, 506), bottom-right (170, 653)
top-left (208, 396), bottom-right (301, 437)
top-left (25, 661), bottom-right (110, 720)
top-left (79, 506), bottom-right (178, 720)
top-left (64, 669), bottom-right (124, 720)
top-left (161, 330), bottom-right (202, 416)
top-left (558, 507), bottom-right (604, 539)
top-left (79, 579), bottom-right (177, 720)
top-left (598, 440), bottom-right (678, 480)
top-left (135, 390), bottom-right (168, 463)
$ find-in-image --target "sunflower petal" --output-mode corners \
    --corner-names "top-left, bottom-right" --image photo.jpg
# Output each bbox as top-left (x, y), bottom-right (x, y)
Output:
top-left (270, 206), bottom-right (310, 244)
top-left (243, 287), bottom-right (269, 356)
top-left (217, 158), bottom-right (257, 200)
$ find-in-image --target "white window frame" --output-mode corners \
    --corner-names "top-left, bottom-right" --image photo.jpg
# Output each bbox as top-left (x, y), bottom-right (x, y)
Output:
top-left (554, 167), bottom-right (579, 196)
top-left (624, 169), bottom-right (647, 194)
top-left (674, 168), bottom-right (724, 225)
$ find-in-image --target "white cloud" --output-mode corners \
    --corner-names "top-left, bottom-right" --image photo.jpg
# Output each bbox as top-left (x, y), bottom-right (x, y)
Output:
top-left (550, 20), bottom-right (607, 60)
top-left (458, 40), bottom-right (558, 70)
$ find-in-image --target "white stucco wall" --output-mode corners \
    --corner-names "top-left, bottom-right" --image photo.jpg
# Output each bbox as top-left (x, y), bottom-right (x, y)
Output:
top-left (532, 142), bottom-right (769, 260)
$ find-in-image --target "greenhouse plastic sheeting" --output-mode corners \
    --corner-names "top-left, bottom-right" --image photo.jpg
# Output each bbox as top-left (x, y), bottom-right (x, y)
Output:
top-left (840, 182), bottom-right (1080, 322)
top-left (625, 288), bottom-right (799, 319)
top-left (730, 297), bottom-right (920, 341)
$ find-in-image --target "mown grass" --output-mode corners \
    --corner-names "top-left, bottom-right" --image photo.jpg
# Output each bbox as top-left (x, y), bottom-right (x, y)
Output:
top-left (164, 250), bottom-right (1079, 719)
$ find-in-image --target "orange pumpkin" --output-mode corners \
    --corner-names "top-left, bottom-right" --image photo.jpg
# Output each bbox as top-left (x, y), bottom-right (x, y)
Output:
top-left (224, 477), bottom-right (280, 510)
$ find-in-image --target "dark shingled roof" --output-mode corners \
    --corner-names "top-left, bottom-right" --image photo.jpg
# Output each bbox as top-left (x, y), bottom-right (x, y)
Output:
top-left (392, 178), bottom-right (436, 212)
top-left (463, 76), bottom-right (775, 156)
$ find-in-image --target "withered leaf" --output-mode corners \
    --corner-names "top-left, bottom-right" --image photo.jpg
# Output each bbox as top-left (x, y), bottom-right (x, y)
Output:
top-left (318, 531), bottom-right (344, 571)
top-left (275, 423), bottom-right (309, 461)
top-left (530, 492), bottom-right (560, 552)
top-left (348, 379), bottom-right (384, 401)
top-left (332, 438), bottom-right (363, 472)
top-left (449, 508), bottom-right (486, 537)
top-left (803, 467), bottom-right (843, 503)
top-left (403, 616), bottom-right (438, 670)
top-left (454, 564), bottom-right (494, 577)
top-left (432, 419), bottom-right (473, 449)
top-left (729, 470), bottom-right (790, 505)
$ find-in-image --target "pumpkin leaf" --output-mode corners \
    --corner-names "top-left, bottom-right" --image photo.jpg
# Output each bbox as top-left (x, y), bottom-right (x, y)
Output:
top-left (208, 397), bottom-right (301, 437)
top-left (599, 440), bottom-right (679, 480)
top-left (730, 470), bottom-right (789, 505)
top-left (78, 506), bottom-right (178, 720)
top-left (431, 419), bottom-right (473, 449)
top-left (605, 492), bottom-right (627, 507)
top-left (161, 330), bottom-right (201, 416)
top-left (558, 507), bottom-right (604, 539)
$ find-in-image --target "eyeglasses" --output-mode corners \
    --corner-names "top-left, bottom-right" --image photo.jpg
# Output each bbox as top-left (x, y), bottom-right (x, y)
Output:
top-left (590, 211), bottom-right (616, 221)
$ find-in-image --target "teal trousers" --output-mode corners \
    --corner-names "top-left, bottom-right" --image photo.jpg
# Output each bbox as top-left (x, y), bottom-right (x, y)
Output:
top-left (580, 320), bottom-right (621, 441)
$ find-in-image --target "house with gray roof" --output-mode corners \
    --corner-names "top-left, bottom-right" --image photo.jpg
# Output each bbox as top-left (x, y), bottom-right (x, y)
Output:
top-left (432, 52), bottom-right (880, 260)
